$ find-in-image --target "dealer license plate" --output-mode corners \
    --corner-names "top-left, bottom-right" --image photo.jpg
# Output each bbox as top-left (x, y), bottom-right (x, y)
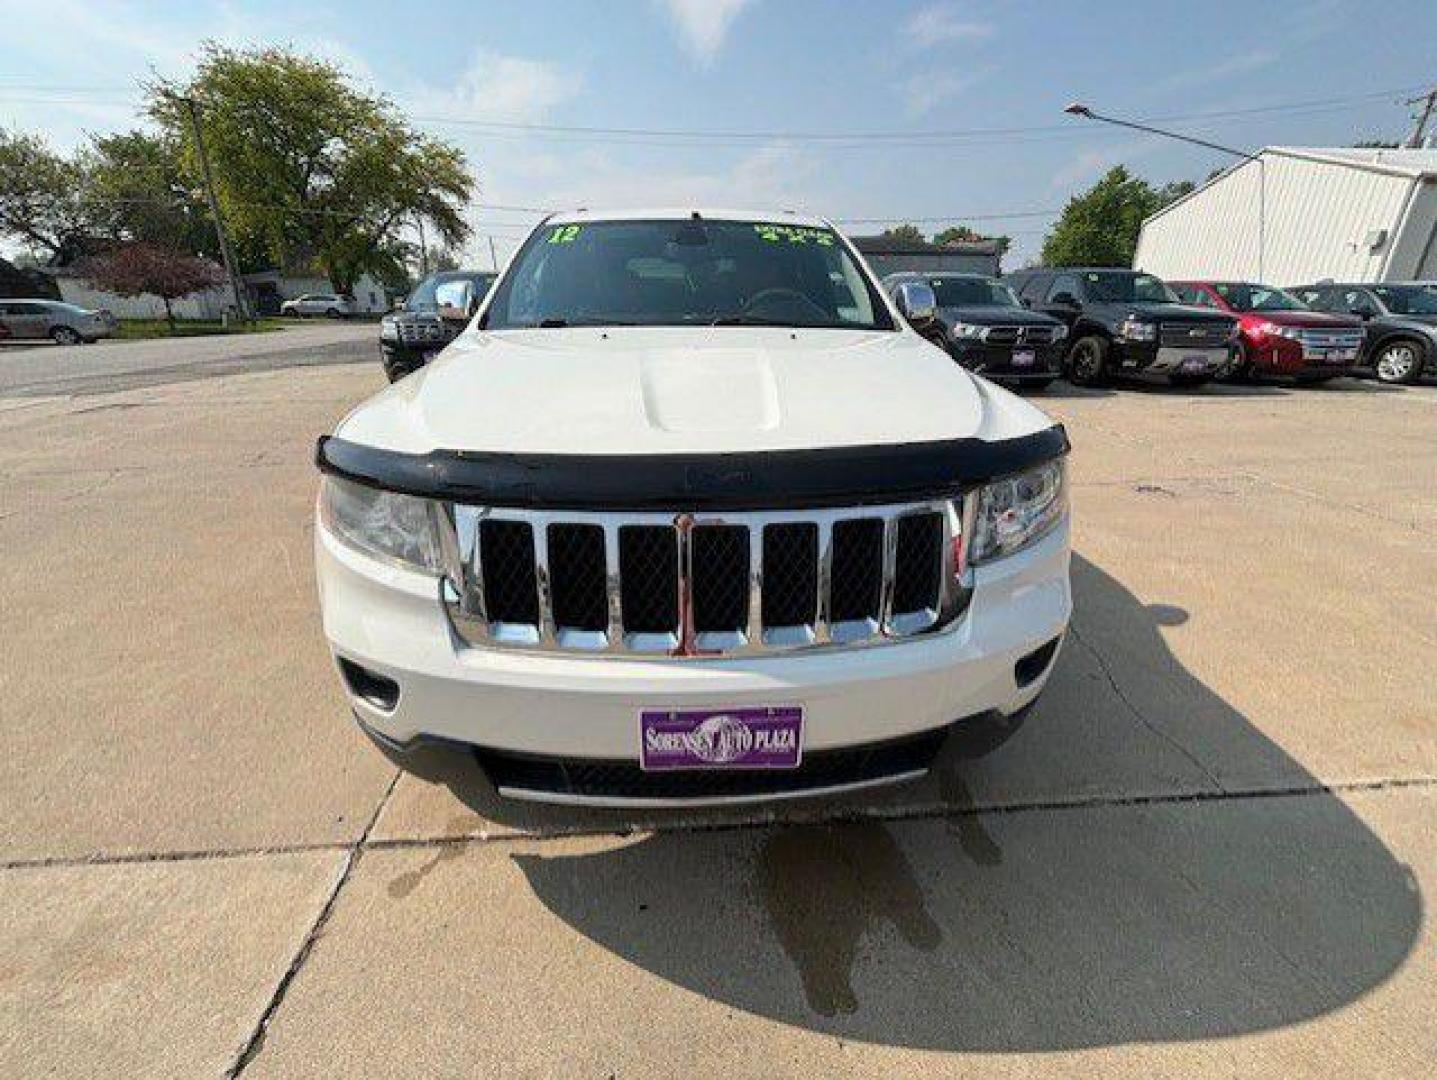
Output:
top-left (1181, 355), bottom-right (1211, 372)
top-left (1012, 348), bottom-right (1036, 367)
top-left (639, 706), bottom-right (803, 771)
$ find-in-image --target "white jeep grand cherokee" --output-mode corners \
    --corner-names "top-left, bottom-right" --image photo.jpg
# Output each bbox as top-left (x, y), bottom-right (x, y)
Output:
top-left (314, 209), bottom-right (1071, 806)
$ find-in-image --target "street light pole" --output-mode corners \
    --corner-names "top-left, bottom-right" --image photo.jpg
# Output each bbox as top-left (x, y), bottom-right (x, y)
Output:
top-left (179, 95), bottom-right (251, 323)
top-left (1063, 103), bottom-right (1266, 281)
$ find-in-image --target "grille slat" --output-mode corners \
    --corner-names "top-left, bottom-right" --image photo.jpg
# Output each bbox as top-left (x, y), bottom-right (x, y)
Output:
top-left (892, 514), bottom-right (943, 615)
top-left (1159, 322), bottom-right (1231, 348)
top-left (619, 526), bottom-right (680, 635)
top-left (547, 524), bottom-right (608, 631)
top-left (829, 519), bottom-right (885, 625)
top-left (691, 526), bottom-right (750, 633)
top-left (479, 520), bottom-right (539, 626)
top-left (451, 502), bottom-right (965, 656)
top-left (762, 523), bottom-right (819, 628)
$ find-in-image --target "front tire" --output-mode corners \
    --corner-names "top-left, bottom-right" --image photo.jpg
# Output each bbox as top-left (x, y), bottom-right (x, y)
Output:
top-left (49, 326), bottom-right (82, 345)
top-left (1065, 335), bottom-right (1109, 387)
top-left (1372, 338), bottom-right (1425, 384)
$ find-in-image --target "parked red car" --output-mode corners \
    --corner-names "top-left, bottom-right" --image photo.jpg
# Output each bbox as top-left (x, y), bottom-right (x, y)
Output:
top-left (1169, 281), bottom-right (1364, 383)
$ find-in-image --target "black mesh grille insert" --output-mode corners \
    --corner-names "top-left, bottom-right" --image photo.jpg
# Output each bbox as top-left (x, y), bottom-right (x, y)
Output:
top-left (476, 724), bottom-right (952, 801)
top-left (892, 513), bottom-right (943, 614)
top-left (691, 526), bottom-right (750, 632)
top-left (829, 518), bottom-right (884, 623)
top-left (762, 523), bottom-right (818, 627)
top-left (619, 526), bottom-right (678, 633)
top-left (480, 520), bottom-right (538, 625)
top-left (547, 524), bottom-right (608, 631)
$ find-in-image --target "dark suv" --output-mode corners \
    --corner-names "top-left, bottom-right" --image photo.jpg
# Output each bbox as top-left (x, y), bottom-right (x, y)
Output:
top-left (1006, 267), bottom-right (1237, 387)
top-left (379, 270), bottom-right (496, 382)
top-left (1290, 282), bottom-right (1437, 384)
top-left (881, 272), bottom-right (1066, 389)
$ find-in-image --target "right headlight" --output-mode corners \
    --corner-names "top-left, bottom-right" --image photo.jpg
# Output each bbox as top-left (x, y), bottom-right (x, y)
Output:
top-left (379, 316), bottom-right (399, 342)
top-left (319, 476), bottom-right (442, 572)
top-left (969, 458), bottom-right (1068, 564)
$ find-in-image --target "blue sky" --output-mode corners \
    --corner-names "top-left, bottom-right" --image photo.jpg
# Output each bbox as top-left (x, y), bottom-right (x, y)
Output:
top-left (3, 0), bottom-right (1436, 267)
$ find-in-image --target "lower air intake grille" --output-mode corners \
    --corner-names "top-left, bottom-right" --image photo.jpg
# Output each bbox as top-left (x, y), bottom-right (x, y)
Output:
top-left (476, 724), bottom-right (953, 802)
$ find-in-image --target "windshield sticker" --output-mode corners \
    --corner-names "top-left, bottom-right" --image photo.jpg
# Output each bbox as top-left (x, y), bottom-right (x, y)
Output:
top-left (547, 224), bottom-right (582, 244)
top-left (753, 224), bottom-right (835, 246)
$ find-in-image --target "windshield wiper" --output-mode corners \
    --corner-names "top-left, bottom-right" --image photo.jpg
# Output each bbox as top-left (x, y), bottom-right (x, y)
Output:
top-left (536, 316), bottom-right (637, 328)
top-left (709, 314), bottom-right (801, 327)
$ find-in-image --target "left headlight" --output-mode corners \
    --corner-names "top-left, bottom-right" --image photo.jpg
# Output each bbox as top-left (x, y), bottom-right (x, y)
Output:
top-left (319, 476), bottom-right (442, 572)
top-left (950, 322), bottom-right (987, 340)
top-left (1118, 317), bottom-right (1157, 342)
top-left (969, 458), bottom-right (1068, 565)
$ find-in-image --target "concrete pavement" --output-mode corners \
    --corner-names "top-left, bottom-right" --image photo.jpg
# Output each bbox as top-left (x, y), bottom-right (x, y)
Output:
top-left (0, 362), bottom-right (1433, 1077)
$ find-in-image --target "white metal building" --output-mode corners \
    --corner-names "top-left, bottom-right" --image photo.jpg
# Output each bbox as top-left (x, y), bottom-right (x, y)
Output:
top-left (1134, 147), bottom-right (1437, 286)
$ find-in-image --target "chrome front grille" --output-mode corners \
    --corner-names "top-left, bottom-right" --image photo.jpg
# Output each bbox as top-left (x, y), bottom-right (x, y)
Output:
top-left (397, 320), bottom-right (446, 344)
top-left (1295, 328), bottom-right (1364, 349)
top-left (437, 501), bottom-right (970, 657)
top-left (1159, 321), bottom-right (1232, 348)
top-left (983, 324), bottom-right (1058, 346)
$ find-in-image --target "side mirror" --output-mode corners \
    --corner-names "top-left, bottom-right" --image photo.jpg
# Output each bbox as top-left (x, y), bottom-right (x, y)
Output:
top-left (894, 281), bottom-right (937, 325)
top-left (1352, 305), bottom-right (1376, 320)
top-left (436, 283), bottom-right (475, 323)
top-left (1050, 292), bottom-right (1079, 308)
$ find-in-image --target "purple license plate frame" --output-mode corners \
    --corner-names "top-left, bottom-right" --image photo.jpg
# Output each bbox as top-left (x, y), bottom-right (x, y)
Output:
top-left (639, 706), bottom-right (804, 771)
top-left (1012, 348), bottom-right (1036, 367)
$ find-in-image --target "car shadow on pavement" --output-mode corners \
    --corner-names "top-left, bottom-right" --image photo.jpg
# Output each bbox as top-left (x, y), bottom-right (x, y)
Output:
top-left (393, 554), bottom-right (1421, 1052)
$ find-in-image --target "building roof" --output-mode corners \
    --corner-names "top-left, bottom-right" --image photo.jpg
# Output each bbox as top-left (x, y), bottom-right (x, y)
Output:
top-left (1143, 145), bottom-right (1437, 230)
top-left (1269, 146), bottom-right (1437, 178)
top-left (850, 235), bottom-right (1001, 257)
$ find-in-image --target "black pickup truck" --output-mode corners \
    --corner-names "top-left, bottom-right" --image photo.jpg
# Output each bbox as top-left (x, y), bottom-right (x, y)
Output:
top-left (1006, 267), bottom-right (1238, 387)
top-left (379, 270), bottom-right (496, 382)
top-left (882, 271), bottom-right (1067, 390)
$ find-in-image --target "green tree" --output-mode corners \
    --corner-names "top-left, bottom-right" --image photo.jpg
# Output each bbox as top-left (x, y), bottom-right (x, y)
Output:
top-left (84, 131), bottom-right (215, 255)
top-left (1041, 166), bottom-right (1190, 267)
top-left (147, 44), bottom-right (473, 291)
top-left (880, 223), bottom-right (927, 245)
top-left (933, 224), bottom-right (1012, 257)
top-left (0, 130), bottom-right (96, 260)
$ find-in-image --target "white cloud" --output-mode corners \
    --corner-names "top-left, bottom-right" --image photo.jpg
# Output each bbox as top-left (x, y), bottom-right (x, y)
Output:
top-left (1156, 49), bottom-right (1278, 93)
top-left (903, 3), bottom-right (993, 48)
top-left (899, 65), bottom-right (995, 117)
top-left (654, 0), bottom-right (755, 63)
top-left (405, 50), bottom-right (580, 124)
top-left (1049, 138), bottom-right (1152, 190)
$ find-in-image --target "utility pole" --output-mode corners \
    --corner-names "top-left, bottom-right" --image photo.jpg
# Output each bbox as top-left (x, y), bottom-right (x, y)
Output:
top-left (488, 236), bottom-right (498, 272)
top-left (1404, 87), bottom-right (1437, 149)
top-left (417, 215), bottom-right (429, 277)
top-left (180, 95), bottom-right (250, 322)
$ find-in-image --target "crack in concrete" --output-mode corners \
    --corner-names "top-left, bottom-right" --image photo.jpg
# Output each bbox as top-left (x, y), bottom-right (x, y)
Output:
top-left (225, 767), bottom-right (401, 1078)
top-left (1067, 622), bottom-right (1228, 792)
top-left (3, 775), bottom-right (1431, 875)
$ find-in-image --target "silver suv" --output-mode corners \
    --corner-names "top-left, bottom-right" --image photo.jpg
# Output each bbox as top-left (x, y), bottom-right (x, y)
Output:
top-left (279, 293), bottom-right (356, 318)
top-left (0, 299), bottom-right (117, 345)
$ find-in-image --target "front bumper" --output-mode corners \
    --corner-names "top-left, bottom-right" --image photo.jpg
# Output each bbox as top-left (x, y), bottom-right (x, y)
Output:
top-left (949, 341), bottom-right (1062, 381)
top-left (1114, 340), bottom-right (1232, 376)
top-left (316, 518), bottom-right (1071, 794)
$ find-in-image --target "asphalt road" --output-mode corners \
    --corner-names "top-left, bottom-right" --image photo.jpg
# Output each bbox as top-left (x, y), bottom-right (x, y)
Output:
top-left (0, 321), bottom-right (376, 397)
top-left (1, 362), bottom-right (1433, 1078)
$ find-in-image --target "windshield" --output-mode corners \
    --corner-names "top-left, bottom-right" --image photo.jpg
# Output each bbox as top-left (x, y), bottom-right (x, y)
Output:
top-left (1084, 272), bottom-right (1177, 303)
top-left (1372, 285), bottom-right (1437, 315)
top-left (925, 276), bottom-right (1021, 308)
top-left (483, 219), bottom-right (894, 330)
top-left (405, 273), bottom-right (495, 312)
top-left (1213, 283), bottom-right (1307, 312)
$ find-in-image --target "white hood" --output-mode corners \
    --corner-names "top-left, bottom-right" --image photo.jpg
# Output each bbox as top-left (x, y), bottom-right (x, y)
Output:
top-left (336, 326), bottom-right (1054, 455)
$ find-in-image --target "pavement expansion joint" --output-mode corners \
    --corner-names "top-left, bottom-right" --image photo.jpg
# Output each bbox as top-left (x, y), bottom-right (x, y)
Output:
top-left (224, 767), bottom-right (402, 1079)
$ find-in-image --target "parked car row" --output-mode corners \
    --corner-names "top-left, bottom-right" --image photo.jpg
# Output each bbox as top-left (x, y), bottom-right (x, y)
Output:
top-left (880, 266), bottom-right (1435, 390)
top-left (0, 299), bottom-right (117, 344)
